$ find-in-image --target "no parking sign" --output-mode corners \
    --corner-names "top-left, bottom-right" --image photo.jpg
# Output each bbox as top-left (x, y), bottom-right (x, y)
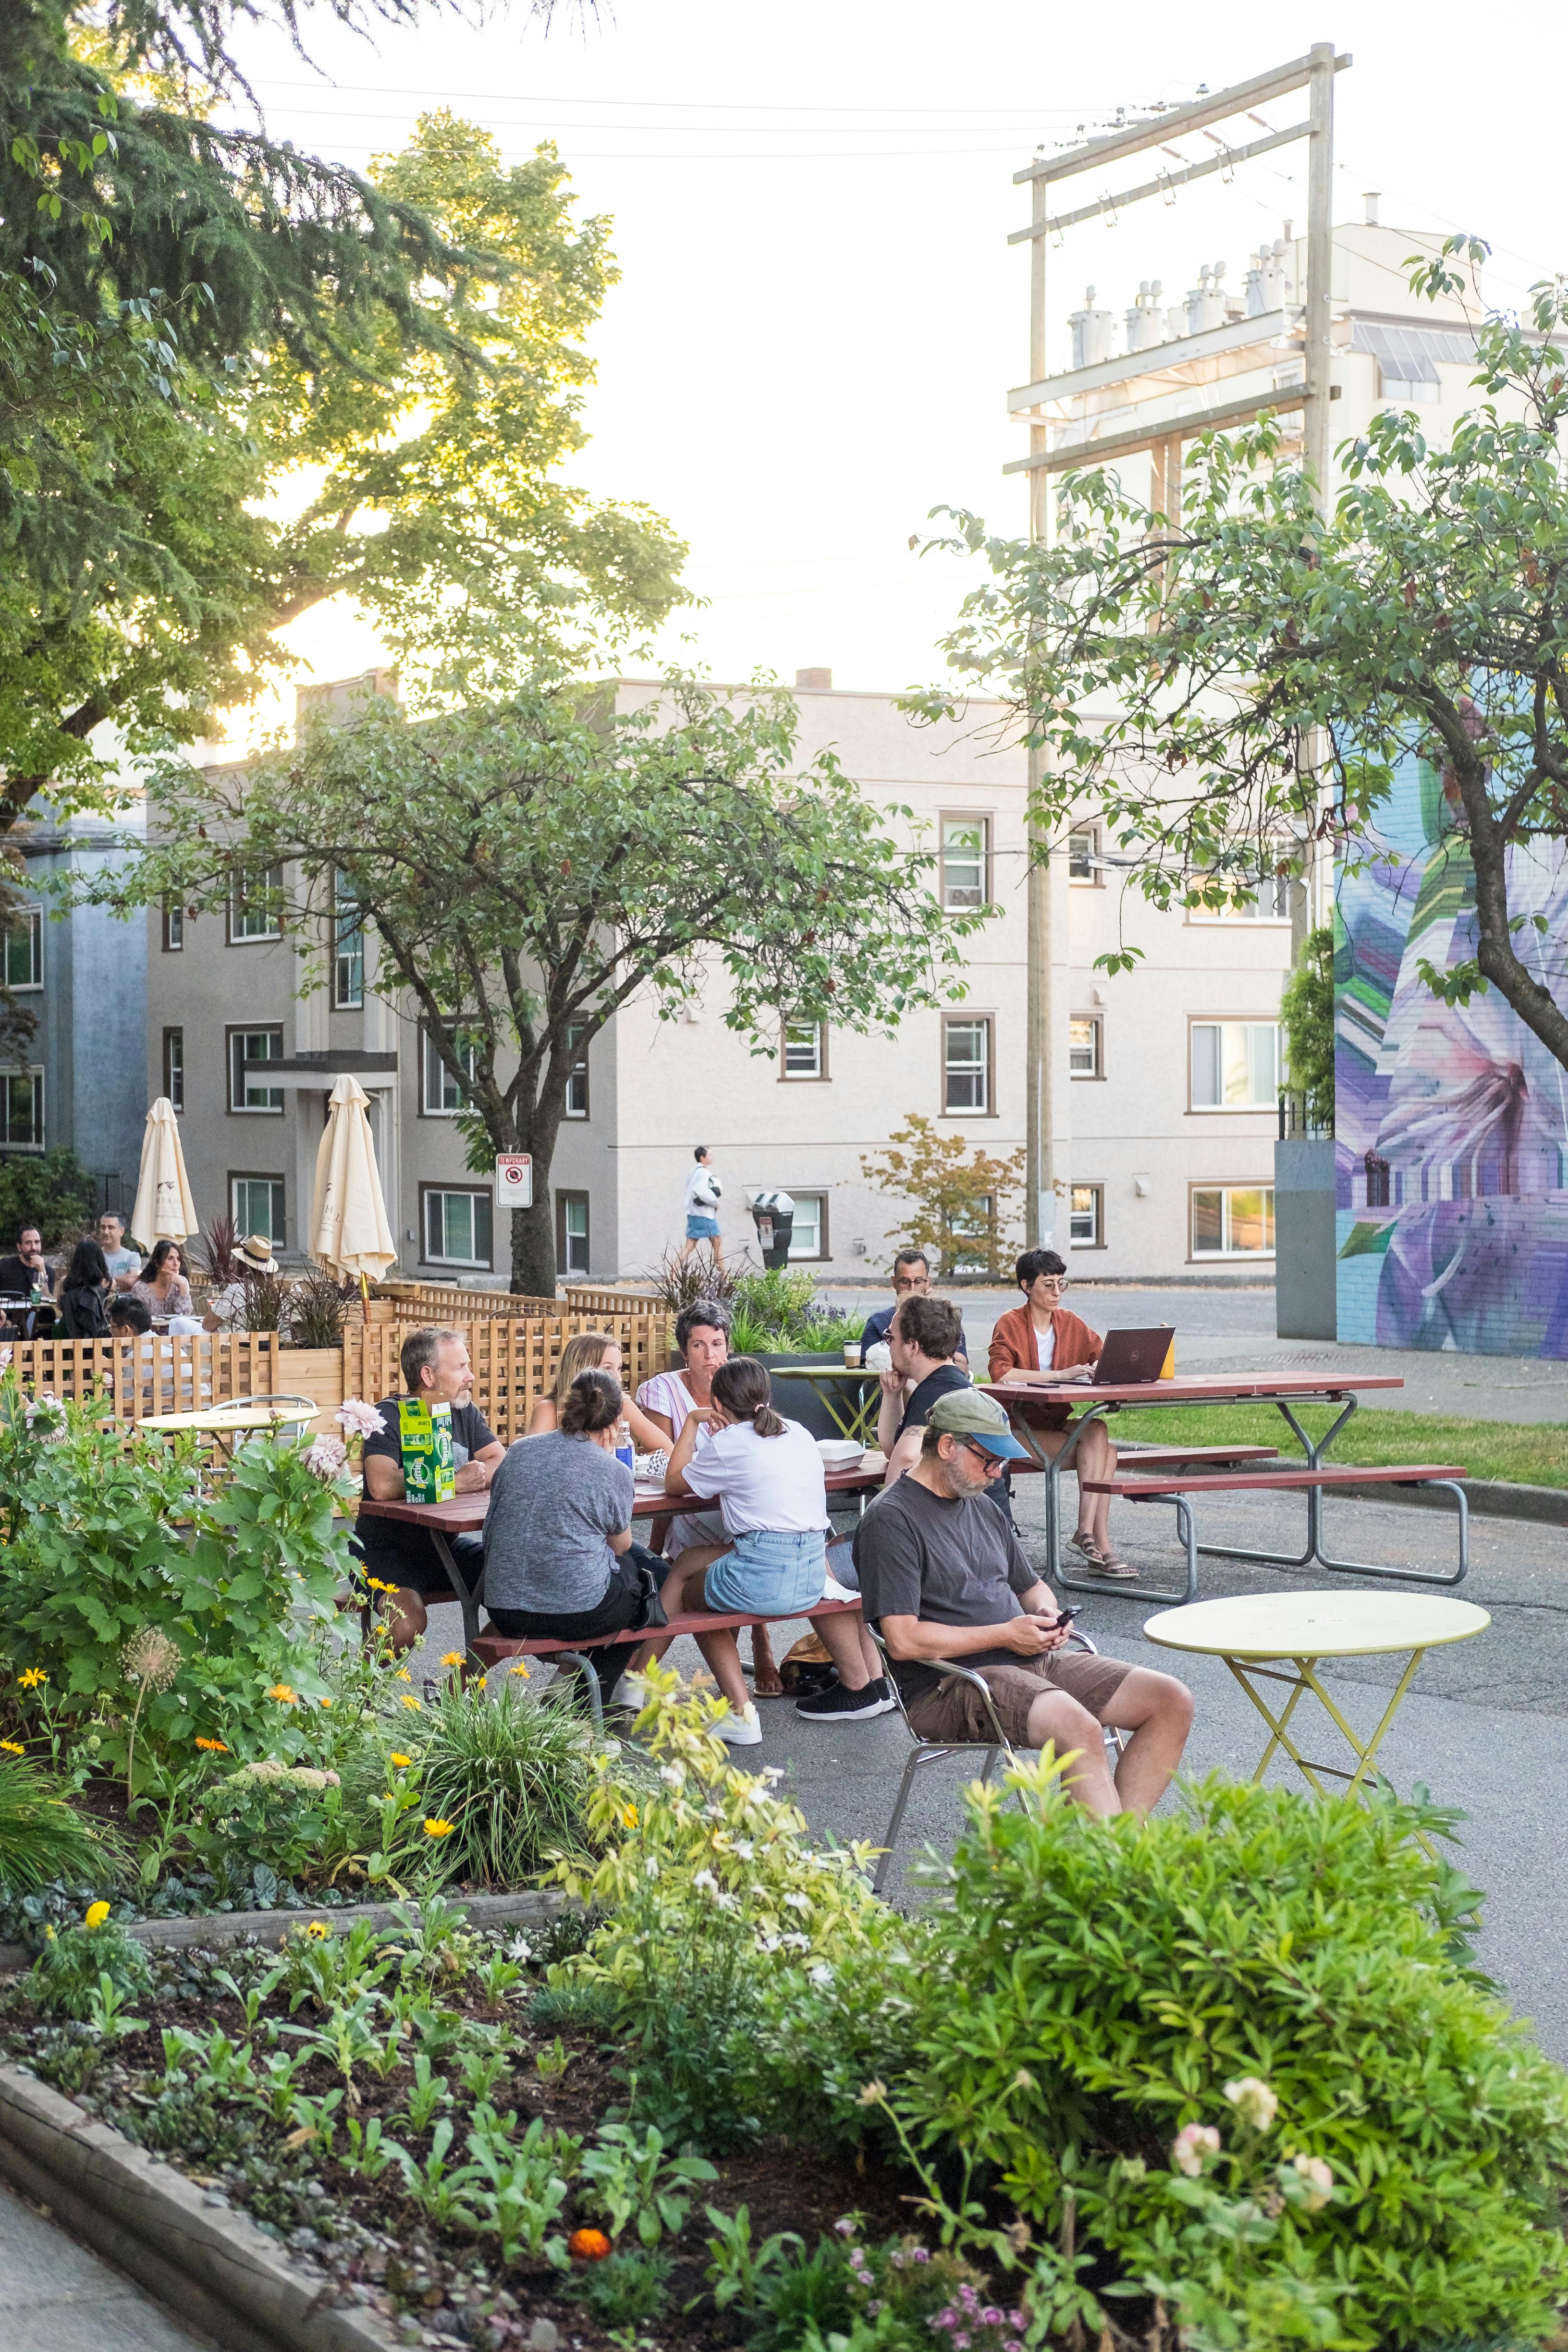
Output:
top-left (493, 1153), bottom-right (533, 1212)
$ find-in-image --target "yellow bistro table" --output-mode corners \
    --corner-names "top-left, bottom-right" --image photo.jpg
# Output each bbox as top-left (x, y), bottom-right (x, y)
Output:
top-left (138, 1403), bottom-right (318, 1439)
top-left (1143, 1590), bottom-right (1491, 1805)
top-left (767, 1365), bottom-right (879, 1444)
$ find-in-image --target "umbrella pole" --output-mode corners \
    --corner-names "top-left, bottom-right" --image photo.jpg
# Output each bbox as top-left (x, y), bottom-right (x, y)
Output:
top-left (360, 1272), bottom-right (371, 1327)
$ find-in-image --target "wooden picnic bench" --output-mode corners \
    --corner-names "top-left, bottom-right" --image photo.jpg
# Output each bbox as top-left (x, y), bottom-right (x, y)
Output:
top-left (1078, 1460), bottom-right (1470, 1603)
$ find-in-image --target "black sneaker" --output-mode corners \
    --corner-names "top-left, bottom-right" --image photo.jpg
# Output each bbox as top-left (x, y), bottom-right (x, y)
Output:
top-left (795, 1677), bottom-right (895, 1722)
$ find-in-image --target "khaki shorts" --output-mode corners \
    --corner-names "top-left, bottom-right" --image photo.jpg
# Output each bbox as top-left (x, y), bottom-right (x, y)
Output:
top-left (906, 1652), bottom-right (1131, 1746)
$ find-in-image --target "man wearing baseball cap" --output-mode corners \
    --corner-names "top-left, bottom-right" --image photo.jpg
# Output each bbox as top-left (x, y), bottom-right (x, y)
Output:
top-left (852, 1388), bottom-right (1193, 1816)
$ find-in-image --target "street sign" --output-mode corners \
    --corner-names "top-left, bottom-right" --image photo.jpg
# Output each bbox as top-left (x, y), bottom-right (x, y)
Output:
top-left (494, 1153), bottom-right (533, 1212)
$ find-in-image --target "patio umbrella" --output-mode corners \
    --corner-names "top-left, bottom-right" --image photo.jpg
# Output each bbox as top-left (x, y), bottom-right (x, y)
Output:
top-left (311, 1074), bottom-right (397, 1286)
top-left (130, 1096), bottom-right (198, 1245)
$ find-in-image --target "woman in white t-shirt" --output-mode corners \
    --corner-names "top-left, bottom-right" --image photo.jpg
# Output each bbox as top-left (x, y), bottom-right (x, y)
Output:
top-left (662, 1356), bottom-right (889, 1744)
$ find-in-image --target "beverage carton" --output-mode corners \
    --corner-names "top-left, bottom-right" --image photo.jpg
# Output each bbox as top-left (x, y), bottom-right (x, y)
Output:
top-left (398, 1396), bottom-right (455, 1504)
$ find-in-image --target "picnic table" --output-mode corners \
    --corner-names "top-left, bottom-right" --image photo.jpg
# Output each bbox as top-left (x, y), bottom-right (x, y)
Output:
top-left (1143, 1589), bottom-right (1490, 1845)
top-left (356, 1458), bottom-right (889, 1655)
top-left (977, 1371), bottom-right (1468, 1602)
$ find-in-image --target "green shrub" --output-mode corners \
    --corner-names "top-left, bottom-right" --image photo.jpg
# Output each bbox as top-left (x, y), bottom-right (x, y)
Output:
top-left (893, 1764), bottom-right (1568, 2352)
top-left (570, 2245), bottom-right (673, 2328)
top-left (0, 1148), bottom-right (96, 1251)
top-left (0, 1753), bottom-right (122, 1892)
top-left (26, 1910), bottom-right (153, 2021)
top-left (414, 1679), bottom-right (598, 1886)
top-left (748, 2234), bottom-right (856, 2352)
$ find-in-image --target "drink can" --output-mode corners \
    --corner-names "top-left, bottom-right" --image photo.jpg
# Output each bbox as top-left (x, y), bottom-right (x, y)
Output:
top-left (615, 1442), bottom-right (636, 1475)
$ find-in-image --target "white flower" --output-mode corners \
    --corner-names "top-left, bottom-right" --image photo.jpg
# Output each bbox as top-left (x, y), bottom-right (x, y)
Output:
top-left (504, 1934), bottom-right (533, 1962)
top-left (304, 1434), bottom-right (348, 1481)
top-left (783, 1891), bottom-right (811, 1913)
top-left (731, 1838), bottom-right (755, 1859)
top-left (1292, 2154), bottom-right (1334, 2211)
top-left (780, 1932), bottom-right (811, 1951)
top-left (692, 1869), bottom-right (720, 1895)
top-left (809, 1962), bottom-right (834, 1987)
top-left (1171, 2123), bottom-right (1221, 2178)
top-left (645, 1857), bottom-right (661, 1879)
top-left (1223, 2076), bottom-right (1279, 2132)
top-left (336, 1396), bottom-right (387, 1440)
top-left (659, 1764), bottom-right (687, 1790)
top-left (756, 1934), bottom-right (782, 1954)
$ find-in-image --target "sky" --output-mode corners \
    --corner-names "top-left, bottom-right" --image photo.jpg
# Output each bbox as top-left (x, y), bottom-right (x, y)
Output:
top-left (224, 0), bottom-right (1568, 714)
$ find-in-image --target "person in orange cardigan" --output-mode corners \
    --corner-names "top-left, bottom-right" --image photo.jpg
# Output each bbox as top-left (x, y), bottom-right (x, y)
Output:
top-left (988, 1247), bottom-right (1129, 1576)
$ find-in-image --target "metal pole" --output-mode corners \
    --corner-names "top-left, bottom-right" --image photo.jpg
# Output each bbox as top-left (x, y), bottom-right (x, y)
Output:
top-left (1303, 38), bottom-right (1335, 514)
top-left (1025, 172), bottom-right (1053, 1248)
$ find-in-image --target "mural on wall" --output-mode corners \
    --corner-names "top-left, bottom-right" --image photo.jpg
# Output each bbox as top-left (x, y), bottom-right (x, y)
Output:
top-left (1335, 751), bottom-right (1568, 1355)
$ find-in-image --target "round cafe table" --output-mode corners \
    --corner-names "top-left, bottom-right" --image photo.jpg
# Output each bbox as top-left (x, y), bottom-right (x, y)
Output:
top-left (1143, 1590), bottom-right (1490, 1819)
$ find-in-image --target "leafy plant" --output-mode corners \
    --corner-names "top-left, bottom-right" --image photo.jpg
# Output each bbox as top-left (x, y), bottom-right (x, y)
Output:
top-left (859, 1116), bottom-right (1025, 1276)
top-left (892, 1764), bottom-right (1568, 2351)
top-left (748, 2234), bottom-right (857, 2352)
top-left (0, 1149), bottom-right (96, 1252)
top-left (571, 2245), bottom-right (673, 2329)
top-left (698, 2204), bottom-right (803, 2315)
top-left (286, 1269), bottom-right (356, 1349)
top-left (461, 2110), bottom-right (582, 2266)
top-left (644, 1245), bottom-right (747, 1321)
top-left (26, 1911), bottom-right (152, 2021)
top-left (0, 1753), bottom-right (122, 1893)
top-left (1279, 925), bottom-right (1335, 1134)
top-left (578, 2120), bottom-right (717, 2247)
top-left (413, 1678), bottom-right (598, 1887)
top-left (730, 1268), bottom-right (859, 1352)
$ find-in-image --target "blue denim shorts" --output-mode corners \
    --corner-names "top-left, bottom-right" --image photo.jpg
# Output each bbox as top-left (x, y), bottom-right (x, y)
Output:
top-left (705, 1527), bottom-right (826, 1616)
top-left (686, 1213), bottom-right (721, 1240)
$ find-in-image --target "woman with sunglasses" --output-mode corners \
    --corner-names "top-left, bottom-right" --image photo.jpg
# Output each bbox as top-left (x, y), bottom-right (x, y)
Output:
top-left (987, 1247), bottom-right (1128, 1577)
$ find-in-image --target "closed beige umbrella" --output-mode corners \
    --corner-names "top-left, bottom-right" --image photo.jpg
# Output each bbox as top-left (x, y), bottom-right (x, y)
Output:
top-left (311, 1074), bottom-right (397, 1283)
top-left (130, 1096), bottom-right (198, 1245)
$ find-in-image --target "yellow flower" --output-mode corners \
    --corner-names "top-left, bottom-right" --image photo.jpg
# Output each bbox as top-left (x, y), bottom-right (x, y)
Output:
top-left (388, 1752), bottom-right (413, 1769)
top-left (306, 1921), bottom-right (330, 1940)
top-left (622, 1804), bottom-right (637, 1828)
top-left (400, 1694), bottom-right (422, 1712)
top-left (508, 1662), bottom-right (531, 1678)
top-left (195, 1736), bottom-right (228, 1753)
top-left (84, 1901), bottom-right (110, 1930)
top-left (440, 1652), bottom-right (464, 1668)
top-left (0, 1739), bottom-right (23, 1756)
top-left (17, 1667), bottom-right (46, 1690)
top-left (395, 1668), bottom-right (412, 1683)
top-left (423, 1818), bottom-right (455, 1838)
top-left (267, 1683), bottom-right (297, 1704)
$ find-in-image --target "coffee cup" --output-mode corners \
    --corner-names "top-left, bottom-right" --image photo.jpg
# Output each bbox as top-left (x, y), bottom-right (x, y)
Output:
top-left (843, 1345), bottom-right (862, 1368)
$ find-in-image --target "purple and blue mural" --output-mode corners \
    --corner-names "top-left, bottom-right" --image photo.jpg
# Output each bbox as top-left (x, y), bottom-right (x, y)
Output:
top-left (1335, 753), bottom-right (1568, 1354)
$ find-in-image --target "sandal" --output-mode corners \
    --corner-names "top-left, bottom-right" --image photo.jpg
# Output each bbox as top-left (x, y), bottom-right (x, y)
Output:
top-left (1067, 1533), bottom-right (1107, 1568)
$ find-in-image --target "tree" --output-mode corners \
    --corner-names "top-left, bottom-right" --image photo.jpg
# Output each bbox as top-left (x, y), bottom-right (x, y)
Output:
top-left (2, 3), bottom-right (683, 813)
top-left (86, 680), bottom-right (991, 1293)
top-left (912, 238), bottom-right (1568, 1077)
top-left (1279, 924), bottom-right (1335, 1134)
top-left (860, 1115), bottom-right (1025, 1278)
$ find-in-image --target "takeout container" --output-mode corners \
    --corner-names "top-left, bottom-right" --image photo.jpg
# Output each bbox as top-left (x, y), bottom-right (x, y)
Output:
top-left (816, 1438), bottom-right (865, 1468)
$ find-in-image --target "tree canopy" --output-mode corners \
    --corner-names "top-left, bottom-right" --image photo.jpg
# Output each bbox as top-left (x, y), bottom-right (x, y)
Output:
top-left (88, 678), bottom-right (989, 1293)
top-left (912, 238), bottom-right (1568, 1076)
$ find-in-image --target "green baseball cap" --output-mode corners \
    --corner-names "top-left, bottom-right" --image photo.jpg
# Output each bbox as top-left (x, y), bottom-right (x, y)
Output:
top-left (926, 1387), bottom-right (1031, 1458)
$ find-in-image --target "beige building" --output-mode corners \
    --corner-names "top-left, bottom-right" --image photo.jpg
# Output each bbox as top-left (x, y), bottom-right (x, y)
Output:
top-left (147, 673), bottom-right (1288, 1285)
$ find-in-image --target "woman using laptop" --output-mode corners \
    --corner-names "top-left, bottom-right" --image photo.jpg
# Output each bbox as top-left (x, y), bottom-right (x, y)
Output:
top-left (988, 1248), bottom-right (1129, 1578)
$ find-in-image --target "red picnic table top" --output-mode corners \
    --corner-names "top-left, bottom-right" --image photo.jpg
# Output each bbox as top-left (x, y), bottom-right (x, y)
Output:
top-left (355, 1458), bottom-right (889, 1534)
top-left (976, 1372), bottom-right (1404, 1408)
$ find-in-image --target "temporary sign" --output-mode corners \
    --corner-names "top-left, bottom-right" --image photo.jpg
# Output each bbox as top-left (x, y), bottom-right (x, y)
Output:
top-left (494, 1153), bottom-right (533, 1211)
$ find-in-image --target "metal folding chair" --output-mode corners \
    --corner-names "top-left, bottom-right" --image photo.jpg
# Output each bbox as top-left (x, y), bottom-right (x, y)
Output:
top-left (869, 1627), bottom-right (1123, 1896)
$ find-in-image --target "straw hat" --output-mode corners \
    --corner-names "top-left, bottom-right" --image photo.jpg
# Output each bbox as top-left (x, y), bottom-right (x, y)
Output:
top-left (238, 1234), bottom-right (279, 1274)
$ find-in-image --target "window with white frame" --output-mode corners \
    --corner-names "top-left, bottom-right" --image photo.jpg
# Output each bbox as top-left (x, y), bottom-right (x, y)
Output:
top-left (0, 1070), bottom-right (43, 1149)
top-left (422, 1027), bottom-right (479, 1115)
top-left (943, 1016), bottom-right (992, 1114)
top-left (1190, 1020), bottom-right (1280, 1110)
top-left (163, 1028), bottom-right (184, 1114)
top-left (228, 866), bottom-right (283, 942)
top-left (425, 1187), bottom-right (493, 1268)
top-left (333, 871), bottom-right (363, 1009)
top-left (1068, 824), bottom-right (1101, 883)
top-left (228, 1026), bottom-right (284, 1113)
top-left (232, 1175), bottom-right (285, 1243)
top-left (1069, 1182), bottom-right (1103, 1247)
top-left (554, 1190), bottom-right (589, 1276)
top-left (1069, 1015), bottom-right (1102, 1078)
top-left (564, 1022), bottom-right (589, 1118)
top-left (787, 1191), bottom-right (827, 1261)
top-left (782, 1019), bottom-right (826, 1080)
top-left (1191, 1184), bottom-right (1275, 1258)
top-left (3, 910), bottom-right (41, 991)
top-left (940, 816), bottom-right (989, 911)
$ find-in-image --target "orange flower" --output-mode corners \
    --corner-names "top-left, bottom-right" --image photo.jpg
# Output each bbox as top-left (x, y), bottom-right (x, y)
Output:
top-left (267, 1683), bottom-right (297, 1704)
top-left (568, 2228), bottom-right (612, 2263)
top-left (440, 1651), bottom-right (464, 1668)
top-left (195, 1736), bottom-right (229, 1753)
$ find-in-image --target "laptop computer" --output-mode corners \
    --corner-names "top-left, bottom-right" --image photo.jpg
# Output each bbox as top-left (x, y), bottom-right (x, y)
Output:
top-left (1091, 1326), bottom-right (1174, 1385)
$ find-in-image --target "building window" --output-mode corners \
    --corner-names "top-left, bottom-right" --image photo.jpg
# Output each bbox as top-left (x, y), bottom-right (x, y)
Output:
top-left (163, 1028), bottom-right (184, 1114)
top-left (943, 1016), bottom-right (993, 1115)
top-left (0, 1069), bottom-right (43, 1150)
top-left (564, 1022), bottom-right (589, 1119)
top-left (1069, 1014), bottom-right (1103, 1078)
top-left (161, 897), bottom-right (184, 952)
top-left (422, 1027), bottom-right (478, 1115)
top-left (782, 1019), bottom-right (827, 1080)
top-left (2, 909), bottom-right (41, 991)
top-left (554, 1190), bottom-right (589, 1277)
top-left (787, 1191), bottom-right (828, 1262)
top-left (333, 871), bottom-right (363, 1009)
top-left (1190, 1020), bottom-right (1280, 1111)
top-left (229, 1025), bottom-right (284, 1113)
top-left (228, 865), bottom-right (283, 943)
top-left (425, 1187), bottom-right (493, 1269)
top-left (1189, 866), bottom-right (1291, 920)
top-left (1068, 825), bottom-right (1101, 884)
top-left (939, 815), bottom-right (989, 911)
top-left (1069, 1183), bottom-right (1104, 1248)
top-left (231, 1175), bottom-right (286, 1244)
top-left (1191, 1184), bottom-right (1275, 1258)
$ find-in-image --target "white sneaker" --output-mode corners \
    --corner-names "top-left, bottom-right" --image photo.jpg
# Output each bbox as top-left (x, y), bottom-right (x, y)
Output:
top-left (715, 1702), bottom-right (763, 1747)
top-left (607, 1671), bottom-right (649, 1711)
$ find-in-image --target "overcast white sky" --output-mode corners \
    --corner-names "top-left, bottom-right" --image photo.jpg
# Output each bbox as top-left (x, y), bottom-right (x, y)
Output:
top-left (231, 0), bottom-right (1567, 710)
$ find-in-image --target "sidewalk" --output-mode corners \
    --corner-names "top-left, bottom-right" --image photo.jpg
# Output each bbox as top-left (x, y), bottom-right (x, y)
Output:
top-left (0, 2180), bottom-right (215, 2352)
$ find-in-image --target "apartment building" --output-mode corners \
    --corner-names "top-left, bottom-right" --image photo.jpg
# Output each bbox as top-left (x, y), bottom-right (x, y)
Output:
top-left (144, 674), bottom-right (1287, 1284)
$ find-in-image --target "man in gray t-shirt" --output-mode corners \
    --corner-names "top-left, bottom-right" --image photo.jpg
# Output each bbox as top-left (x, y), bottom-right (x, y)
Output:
top-left (483, 1432), bottom-right (635, 1617)
top-left (853, 1388), bottom-right (1191, 1816)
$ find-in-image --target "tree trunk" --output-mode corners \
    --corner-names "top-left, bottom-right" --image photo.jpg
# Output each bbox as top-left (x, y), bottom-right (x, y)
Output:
top-left (1453, 758), bottom-right (1568, 1073)
top-left (510, 1196), bottom-right (558, 1298)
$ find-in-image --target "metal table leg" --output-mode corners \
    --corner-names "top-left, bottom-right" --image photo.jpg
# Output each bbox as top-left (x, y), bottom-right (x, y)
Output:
top-left (430, 1530), bottom-right (482, 1656)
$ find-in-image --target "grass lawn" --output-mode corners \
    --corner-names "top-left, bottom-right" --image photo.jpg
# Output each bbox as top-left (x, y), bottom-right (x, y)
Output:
top-left (1104, 1403), bottom-right (1568, 1489)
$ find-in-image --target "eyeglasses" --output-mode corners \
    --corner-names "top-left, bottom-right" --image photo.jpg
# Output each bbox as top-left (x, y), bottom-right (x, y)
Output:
top-left (1033, 1275), bottom-right (1069, 1292)
top-left (961, 1439), bottom-right (1008, 1474)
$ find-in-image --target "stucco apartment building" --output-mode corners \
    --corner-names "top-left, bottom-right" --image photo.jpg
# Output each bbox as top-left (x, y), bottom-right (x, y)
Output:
top-left (143, 674), bottom-right (1288, 1286)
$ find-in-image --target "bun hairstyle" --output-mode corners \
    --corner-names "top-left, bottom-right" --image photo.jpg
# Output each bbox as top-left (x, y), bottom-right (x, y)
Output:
top-left (553, 1329), bottom-right (614, 1406)
top-left (710, 1354), bottom-right (786, 1439)
top-left (561, 1368), bottom-right (624, 1436)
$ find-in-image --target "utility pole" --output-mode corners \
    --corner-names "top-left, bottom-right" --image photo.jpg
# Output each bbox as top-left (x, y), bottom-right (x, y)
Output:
top-left (1298, 38), bottom-right (1338, 961)
top-left (1024, 168), bottom-right (1054, 1250)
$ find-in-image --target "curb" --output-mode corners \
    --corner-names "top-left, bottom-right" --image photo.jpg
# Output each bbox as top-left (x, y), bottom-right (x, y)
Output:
top-left (0, 2062), bottom-right (396, 2352)
top-left (0, 1886), bottom-right (572, 1979)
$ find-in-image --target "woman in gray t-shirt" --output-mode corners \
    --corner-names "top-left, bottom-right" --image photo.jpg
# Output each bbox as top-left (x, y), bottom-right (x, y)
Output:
top-left (483, 1371), bottom-right (671, 1658)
